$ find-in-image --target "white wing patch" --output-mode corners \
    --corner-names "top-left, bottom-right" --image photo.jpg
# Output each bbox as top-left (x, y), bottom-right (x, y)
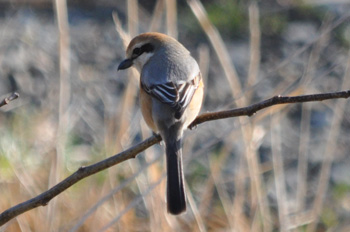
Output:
top-left (142, 73), bottom-right (201, 119)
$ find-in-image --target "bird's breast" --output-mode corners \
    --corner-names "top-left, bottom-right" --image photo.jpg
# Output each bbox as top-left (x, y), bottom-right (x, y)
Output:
top-left (140, 87), bottom-right (158, 132)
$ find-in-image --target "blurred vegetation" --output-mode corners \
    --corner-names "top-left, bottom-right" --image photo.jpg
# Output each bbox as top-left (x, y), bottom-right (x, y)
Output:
top-left (205, 0), bottom-right (247, 37)
top-left (1, 0), bottom-right (350, 231)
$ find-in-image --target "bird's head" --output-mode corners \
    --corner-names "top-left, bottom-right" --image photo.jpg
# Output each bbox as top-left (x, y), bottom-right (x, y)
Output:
top-left (118, 32), bottom-right (182, 72)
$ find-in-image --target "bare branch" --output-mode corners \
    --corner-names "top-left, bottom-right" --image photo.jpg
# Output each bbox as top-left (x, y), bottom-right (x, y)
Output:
top-left (0, 92), bottom-right (19, 108)
top-left (0, 89), bottom-right (349, 226)
top-left (190, 90), bottom-right (350, 128)
top-left (0, 134), bottom-right (161, 226)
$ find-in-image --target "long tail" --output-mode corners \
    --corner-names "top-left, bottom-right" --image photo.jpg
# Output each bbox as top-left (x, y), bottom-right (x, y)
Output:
top-left (165, 137), bottom-right (186, 215)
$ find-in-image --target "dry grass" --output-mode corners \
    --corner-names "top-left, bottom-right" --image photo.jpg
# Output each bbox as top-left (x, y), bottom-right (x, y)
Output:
top-left (1, 0), bottom-right (350, 231)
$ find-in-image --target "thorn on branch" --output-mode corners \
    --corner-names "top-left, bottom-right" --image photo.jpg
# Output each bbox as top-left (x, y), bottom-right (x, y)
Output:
top-left (247, 111), bottom-right (255, 117)
top-left (78, 166), bottom-right (86, 172)
top-left (42, 201), bottom-right (49, 206)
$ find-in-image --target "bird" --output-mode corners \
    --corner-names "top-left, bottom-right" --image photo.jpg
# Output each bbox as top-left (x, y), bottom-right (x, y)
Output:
top-left (118, 32), bottom-right (204, 215)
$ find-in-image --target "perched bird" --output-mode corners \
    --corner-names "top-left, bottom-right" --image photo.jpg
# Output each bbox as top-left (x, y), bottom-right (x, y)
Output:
top-left (118, 32), bottom-right (204, 215)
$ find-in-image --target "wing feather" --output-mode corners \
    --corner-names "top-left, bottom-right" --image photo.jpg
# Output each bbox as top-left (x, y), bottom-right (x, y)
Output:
top-left (141, 73), bottom-right (201, 119)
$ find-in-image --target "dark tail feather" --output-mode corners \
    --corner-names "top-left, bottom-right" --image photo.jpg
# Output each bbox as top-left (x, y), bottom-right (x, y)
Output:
top-left (165, 138), bottom-right (186, 215)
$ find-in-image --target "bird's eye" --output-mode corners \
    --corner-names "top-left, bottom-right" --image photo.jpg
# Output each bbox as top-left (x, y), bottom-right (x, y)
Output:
top-left (133, 47), bottom-right (141, 56)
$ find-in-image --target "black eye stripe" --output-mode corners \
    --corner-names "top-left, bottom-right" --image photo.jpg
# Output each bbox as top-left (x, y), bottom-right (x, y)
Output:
top-left (141, 43), bottom-right (154, 53)
top-left (132, 43), bottom-right (154, 58)
top-left (133, 47), bottom-right (141, 56)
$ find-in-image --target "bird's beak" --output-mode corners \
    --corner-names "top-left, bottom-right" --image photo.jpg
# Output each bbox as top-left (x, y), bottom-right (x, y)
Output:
top-left (118, 58), bottom-right (133, 70)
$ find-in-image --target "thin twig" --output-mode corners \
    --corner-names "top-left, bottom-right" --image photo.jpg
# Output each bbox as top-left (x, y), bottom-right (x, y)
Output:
top-left (113, 8), bottom-right (140, 221)
top-left (0, 90), bottom-right (350, 226)
top-left (0, 92), bottom-right (19, 108)
top-left (190, 90), bottom-right (350, 128)
top-left (187, 0), bottom-right (243, 105)
top-left (296, 104), bottom-right (311, 213)
top-left (185, 180), bottom-right (207, 232)
top-left (50, 0), bottom-right (71, 229)
top-left (246, 1), bottom-right (260, 98)
top-left (148, 0), bottom-right (164, 32)
top-left (99, 174), bottom-right (165, 232)
top-left (0, 134), bottom-right (161, 226)
top-left (271, 113), bottom-right (288, 232)
top-left (69, 154), bottom-right (161, 232)
top-left (306, 51), bottom-right (350, 232)
top-left (165, 0), bottom-right (177, 38)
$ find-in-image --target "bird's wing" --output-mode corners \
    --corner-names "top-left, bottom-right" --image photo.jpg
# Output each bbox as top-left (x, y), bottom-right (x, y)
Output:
top-left (141, 73), bottom-right (201, 119)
